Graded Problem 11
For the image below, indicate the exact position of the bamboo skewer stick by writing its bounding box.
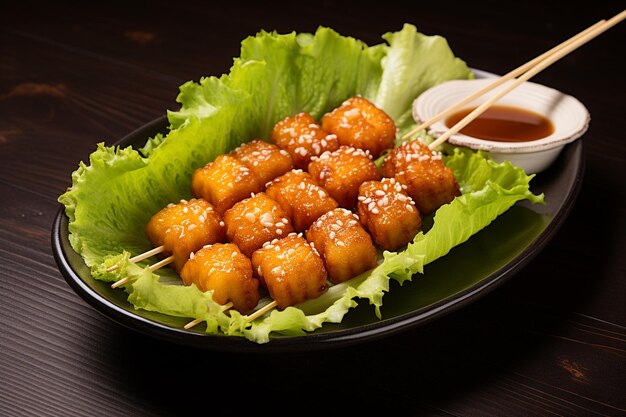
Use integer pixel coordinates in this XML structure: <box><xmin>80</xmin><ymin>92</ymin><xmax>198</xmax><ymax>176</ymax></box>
<box><xmin>184</xmin><ymin>301</ymin><xmax>234</xmax><ymax>329</ymax></box>
<box><xmin>128</xmin><ymin>245</ymin><xmax>165</xmax><ymax>264</ymax></box>
<box><xmin>245</xmin><ymin>300</ymin><xmax>278</xmax><ymax>322</ymax></box>
<box><xmin>407</xmin><ymin>18</ymin><xmax>607</xmax><ymax>140</ymax></box>
<box><xmin>183</xmin><ymin>318</ymin><xmax>204</xmax><ymax>330</ymax></box>
<box><xmin>428</xmin><ymin>9</ymin><xmax>626</xmax><ymax>151</ymax></box>
<box><xmin>106</xmin><ymin>245</ymin><xmax>165</xmax><ymax>272</ymax></box>
<box><xmin>110</xmin><ymin>255</ymin><xmax>174</xmax><ymax>288</ymax></box>
<box><xmin>402</xmin><ymin>19</ymin><xmax>606</xmax><ymax>139</ymax></box>
<box><xmin>185</xmin><ymin>297</ymin><xmax>277</xmax><ymax>329</ymax></box>
<box><xmin>402</xmin><ymin>18</ymin><xmax>607</xmax><ymax>141</ymax></box>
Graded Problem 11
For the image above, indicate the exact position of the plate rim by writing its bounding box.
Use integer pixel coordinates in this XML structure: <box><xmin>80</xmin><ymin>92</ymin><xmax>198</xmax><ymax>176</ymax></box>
<box><xmin>51</xmin><ymin>71</ymin><xmax>585</xmax><ymax>353</ymax></box>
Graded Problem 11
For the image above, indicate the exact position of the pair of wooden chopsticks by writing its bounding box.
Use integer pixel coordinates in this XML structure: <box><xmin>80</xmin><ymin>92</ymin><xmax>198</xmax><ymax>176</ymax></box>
<box><xmin>406</xmin><ymin>9</ymin><xmax>626</xmax><ymax>151</ymax></box>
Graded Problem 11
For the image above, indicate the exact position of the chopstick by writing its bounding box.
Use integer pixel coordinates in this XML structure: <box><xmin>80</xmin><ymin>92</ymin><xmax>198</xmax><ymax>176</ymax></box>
<box><xmin>402</xmin><ymin>18</ymin><xmax>605</xmax><ymax>141</ymax></box>
<box><xmin>425</xmin><ymin>9</ymin><xmax>626</xmax><ymax>150</ymax></box>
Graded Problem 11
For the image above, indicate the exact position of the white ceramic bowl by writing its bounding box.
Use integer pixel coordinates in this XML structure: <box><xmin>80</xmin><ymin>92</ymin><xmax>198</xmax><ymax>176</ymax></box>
<box><xmin>413</xmin><ymin>78</ymin><xmax>590</xmax><ymax>174</ymax></box>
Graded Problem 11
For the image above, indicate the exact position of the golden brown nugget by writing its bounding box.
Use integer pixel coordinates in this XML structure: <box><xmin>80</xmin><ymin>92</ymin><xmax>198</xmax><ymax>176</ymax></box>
<box><xmin>223</xmin><ymin>192</ymin><xmax>294</xmax><ymax>258</ymax></box>
<box><xmin>381</xmin><ymin>139</ymin><xmax>460</xmax><ymax>215</ymax></box>
<box><xmin>191</xmin><ymin>154</ymin><xmax>263</xmax><ymax>215</ymax></box>
<box><xmin>251</xmin><ymin>233</ymin><xmax>327</xmax><ymax>310</ymax></box>
<box><xmin>145</xmin><ymin>198</ymin><xmax>226</xmax><ymax>272</ymax></box>
<box><xmin>321</xmin><ymin>96</ymin><xmax>396</xmax><ymax>159</ymax></box>
<box><xmin>306</xmin><ymin>208</ymin><xmax>377</xmax><ymax>284</ymax></box>
<box><xmin>308</xmin><ymin>146</ymin><xmax>381</xmax><ymax>209</ymax></box>
<box><xmin>357</xmin><ymin>178</ymin><xmax>422</xmax><ymax>251</ymax></box>
<box><xmin>180</xmin><ymin>243</ymin><xmax>260</xmax><ymax>314</ymax></box>
<box><xmin>265</xmin><ymin>169</ymin><xmax>338</xmax><ymax>232</ymax></box>
<box><xmin>270</xmin><ymin>112</ymin><xmax>340</xmax><ymax>170</ymax></box>
<box><xmin>230</xmin><ymin>139</ymin><xmax>294</xmax><ymax>186</ymax></box>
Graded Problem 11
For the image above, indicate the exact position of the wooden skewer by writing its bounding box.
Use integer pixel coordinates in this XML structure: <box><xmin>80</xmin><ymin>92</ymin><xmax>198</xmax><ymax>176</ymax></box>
<box><xmin>402</xmin><ymin>18</ymin><xmax>607</xmax><ymax>141</ymax></box>
<box><xmin>245</xmin><ymin>300</ymin><xmax>278</xmax><ymax>322</ymax></box>
<box><xmin>187</xmin><ymin>290</ymin><xmax>311</xmax><ymax>327</ymax></box>
<box><xmin>183</xmin><ymin>318</ymin><xmax>204</xmax><ymax>330</ymax></box>
<box><xmin>110</xmin><ymin>255</ymin><xmax>175</xmax><ymax>288</ymax></box>
<box><xmin>106</xmin><ymin>245</ymin><xmax>165</xmax><ymax>272</ymax></box>
<box><xmin>428</xmin><ymin>9</ymin><xmax>626</xmax><ymax>151</ymax></box>
<box><xmin>184</xmin><ymin>301</ymin><xmax>234</xmax><ymax>329</ymax></box>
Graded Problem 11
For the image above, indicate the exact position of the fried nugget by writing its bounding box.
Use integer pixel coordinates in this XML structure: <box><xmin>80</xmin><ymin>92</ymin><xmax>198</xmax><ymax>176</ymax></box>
<box><xmin>321</xmin><ymin>96</ymin><xmax>396</xmax><ymax>159</ymax></box>
<box><xmin>180</xmin><ymin>243</ymin><xmax>260</xmax><ymax>314</ymax></box>
<box><xmin>223</xmin><ymin>192</ymin><xmax>294</xmax><ymax>258</ymax></box>
<box><xmin>306</xmin><ymin>208</ymin><xmax>377</xmax><ymax>284</ymax></box>
<box><xmin>230</xmin><ymin>139</ymin><xmax>294</xmax><ymax>185</ymax></box>
<box><xmin>270</xmin><ymin>112</ymin><xmax>340</xmax><ymax>170</ymax></box>
<box><xmin>357</xmin><ymin>178</ymin><xmax>421</xmax><ymax>251</ymax></box>
<box><xmin>251</xmin><ymin>233</ymin><xmax>327</xmax><ymax>310</ymax></box>
<box><xmin>265</xmin><ymin>169</ymin><xmax>338</xmax><ymax>232</ymax></box>
<box><xmin>191</xmin><ymin>154</ymin><xmax>263</xmax><ymax>215</ymax></box>
<box><xmin>144</xmin><ymin>198</ymin><xmax>226</xmax><ymax>272</ymax></box>
<box><xmin>381</xmin><ymin>139</ymin><xmax>460</xmax><ymax>215</ymax></box>
<box><xmin>308</xmin><ymin>146</ymin><xmax>381</xmax><ymax>209</ymax></box>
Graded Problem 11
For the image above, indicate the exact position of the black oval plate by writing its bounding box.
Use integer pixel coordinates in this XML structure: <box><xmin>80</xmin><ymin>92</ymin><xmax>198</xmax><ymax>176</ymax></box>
<box><xmin>51</xmin><ymin>95</ymin><xmax>584</xmax><ymax>354</ymax></box>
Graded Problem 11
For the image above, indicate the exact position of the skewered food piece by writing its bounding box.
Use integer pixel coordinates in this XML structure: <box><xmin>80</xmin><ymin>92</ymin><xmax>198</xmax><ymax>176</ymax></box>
<box><xmin>230</xmin><ymin>139</ymin><xmax>294</xmax><ymax>185</ymax></box>
<box><xmin>265</xmin><ymin>169</ymin><xmax>338</xmax><ymax>232</ymax></box>
<box><xmin>191</xmin><ymin>154</ymin><xmax>263</xmax><ymax>214</ymax></box>
<box><xmin>321</xmin><ymin>96</ymin><xmax>396</xmax><ymax>159</ymax></box>
<box><xmin>223</xmin><ymin>192</ymin><xmax>294</xmax><ymax>258</ymax></box>
<box><xmin>306</xmin><ymin>208</ymin><xmax>377</xmax><ymax>284</ymax></box>
<box><xmin>381</xmin><ymin>139</ymin><xmax>460</xmax><ymax>215</ymax></box>
<box><xmin>144</xmin><ymin>198</ymin><xmax>227</xmax><ymax>272</ymax></box>
<box><xmin>270</xmin><ymin>112</ymin><xmax>340</xmax><ymax>170</ymax></box>
<box><xmin>180</xmin><ymin>243</ymin><xmax>260</xmax><ymax>314</ymax></box>
<box><xmin>357</xmin><ymin>178</ymin><xmax>421</xmax><ymax>251</ymax></box>
<box><xmin>308</xmin><ymin>146</ymin><xmax>381</xmax><ymax>209</ymax></box>
<box><xmin>251</xmin><ymin>233</ymin><xmax>327</xmax><ymax>310</ymax></box>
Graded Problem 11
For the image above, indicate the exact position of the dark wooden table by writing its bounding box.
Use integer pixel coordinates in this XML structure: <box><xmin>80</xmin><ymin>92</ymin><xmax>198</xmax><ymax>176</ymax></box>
<box><xmin>2</xmin><ymin>1</ymin><xmax>625</xmax><ymax>416</ymax></box>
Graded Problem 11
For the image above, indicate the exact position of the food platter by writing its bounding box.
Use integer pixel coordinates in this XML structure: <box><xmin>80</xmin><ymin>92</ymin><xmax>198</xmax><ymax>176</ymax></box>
<box><xmin>51</xmin><ymin>69</ymin><xmax>584</xmax><ymax>352</ymax></box>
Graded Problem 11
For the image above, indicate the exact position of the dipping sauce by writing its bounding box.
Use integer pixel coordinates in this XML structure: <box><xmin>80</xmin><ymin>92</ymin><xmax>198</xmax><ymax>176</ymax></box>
<box><xmin>444</xmin><ymin>105</ymin><xmax>554</xmax><ymax>142</ymax></box>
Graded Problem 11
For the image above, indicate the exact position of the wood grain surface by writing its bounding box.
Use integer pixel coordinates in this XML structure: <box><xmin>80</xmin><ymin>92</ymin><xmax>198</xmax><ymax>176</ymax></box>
<box><xmin>1</xmin><ymin>1</ymin><xmax>625</xmax><ymax>416</ymax></box>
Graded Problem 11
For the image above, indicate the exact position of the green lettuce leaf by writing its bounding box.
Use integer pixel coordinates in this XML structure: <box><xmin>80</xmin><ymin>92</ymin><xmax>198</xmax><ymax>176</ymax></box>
<box><xmin>373</xmin><ymin>23</ymin><xmax>475</xmax><ymax>134</ymax></box>
<box><xmin>58</xmin><ymin>24</ymin><xmax>542</xmax><ymax>344</ymax></box>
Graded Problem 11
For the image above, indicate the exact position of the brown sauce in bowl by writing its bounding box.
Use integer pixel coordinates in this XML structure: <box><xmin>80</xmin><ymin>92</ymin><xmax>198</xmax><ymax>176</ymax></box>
<box><xmin>444</xmin><ymin>105</ymin><xmax>554</xmax><ymax>142</ymax></box>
